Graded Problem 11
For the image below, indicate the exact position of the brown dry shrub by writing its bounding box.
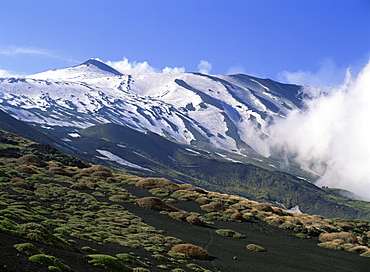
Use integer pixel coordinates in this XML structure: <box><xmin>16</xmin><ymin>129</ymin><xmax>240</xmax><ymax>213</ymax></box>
<box><xmin>224</xmin><ymin>208</ymin><xmax>237</xmax><ymax>214</ymax></box>
<box><xmin>48</xmin><ymin>167</ymin><xmax>71</xmax><ymax>176</ymax></box>
<box><xmin>178</xmin><ymin>184</ymin><xmax>206</xmax><ymax>194</ymax></box>
<box><xmin>319</xmin><ymin>232</ymin><xmax>358</xmax><ymax>244</ymax></box>
<box><xmin>136</xmin><ymin>177</ymin><xmax>179</xmax><ymax>192</ymax></box>
<box><xmin>91</xmin><ymin>171</ymin><xmax>113</xmax><ymax>179</ymax></box>
<box><xmin>195</xmin><ymin>197</ymin><xmax>209</xmax><ymax>204</ymax></box>
<box><xmin>200</xmin><ymin>202</ymin><xmax>224</xmax><ymax>212</ymax></box>
<box><xmin>87</xmin><ymin>183</ymin><xmax>100</xmax><ymax>189</ymax></box>
<box><xmin>286</xmin><ymin>216</ymin><xmax>303</xmax><ymax>226</ymax></box>
<box><xmin>172</xmin><ymin>190</ymin><xmax>200</xmax><ymax>201</ymax></box>
<box><xmin>170</xmin><ymin>244</ymin><xmax>209</xmax><ymax>259</ymax></box>
<box><xmin>242</xmin><ymin>212</ymin><xmax>255</xmax><ymax>220</ymax></box>
<box><xmin>230</xmin><ymin>212</ymin><xmax>244</xmax><ymax>221</ymax></box>
<box><xmin>349</xmin><ymin>246</ymin><xmax>370</xmax><ymax>253</ymax></box>
<box><xmin>253</xmin><ymin>203</ymin><xmax>274</xmax><ymax>212</ymax></box>
<box><xmin>230</xmin><ymin>203</ymin><xmax>248</xmax><ymax>211</ymax></box>
<box><xmin>18</xmin><ymin>166</ymin><xmax>37</xmax><ymax>174</ymax></box>
<box><xmin>83</xmin><ymin>165</ymin><xmax>112</xmax><ymax>175</ymax></box>
<box><xmin>137</xmin><ymin>197</ymin><xmax>179</xmax><ymax>212</ymax></box>
<box><xmin>16</xmin><ymin>154</ymin><xmax>45</xmax><ymax>167</ymax></box>
<box><xmin>264</xmin><ymin>216</ymin><xmax>285</xmax><ymax>226</ymax></box>
<box><xmin>272</xmin><ymin>207</ymin><xmax>289</xmax><ymax>216</ymax></box>
<box><xmin>186</xmin><ymin>216</ymin><xmax>204</xmax><ymax>226</ymax></box>
<box><xmin>11</xmin><ymin>177</ymin><xmax>30</xmax><ymax>189</ymax></box>
<box><xmin>71</xmin><ymin>182</ymin><xmax>89</xmax><ymax>190</ymax></box>
<box><xmin>169</xmin><ymin>211</ymin><xmax>189</xmax><ymax>221</ymax></box>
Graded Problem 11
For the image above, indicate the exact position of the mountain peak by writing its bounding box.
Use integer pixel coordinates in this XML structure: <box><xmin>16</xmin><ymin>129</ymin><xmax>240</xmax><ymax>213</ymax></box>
<box><xmin>80</xmin><ymin>59</ymin><xmax>122</xmax><ymax>76</ymax></box>
<box><xmin>27</xmin><ymin>58</ymin><xmax>123</xmax><ymax>81</ymax></box>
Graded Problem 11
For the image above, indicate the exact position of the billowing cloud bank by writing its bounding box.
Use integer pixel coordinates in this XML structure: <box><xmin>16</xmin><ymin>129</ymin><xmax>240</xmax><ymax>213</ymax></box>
<box><xmin>267</xmin><ymin>61</ymin><xmax>370</xmax><ymax>200</ymax></box>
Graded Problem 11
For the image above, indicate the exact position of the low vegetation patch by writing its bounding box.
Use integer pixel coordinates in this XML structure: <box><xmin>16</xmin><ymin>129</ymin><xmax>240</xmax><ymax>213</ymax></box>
<box><xmin>116</xmin><ymin>253</ymin><xmax>149</xmax><ymax>267</ymax></box>
<box><xmin>137</xmin><ymin>197</ymin><xmax>179</xmax><ymax>212</ymax></box>
<box><xmin>87</xmin><ymin>254</ymin><xmax>133</xmax><ymax>272</ymax></box>
<box><xmin>29</xmin><ymin>254</ymin><xmax>71</xmax><ymax>271</ymax></box>
<box><xmin>246</xmin><ymin>243</ymin><xmax>266</xmax><ymax>252</ymax></box>
<box><xmin>170</xmin><ymin>244</ymin><xmax>209</xmax><ymax>259</ymax></box>
<box><xmin>136</xmin><ymin>177</ymin><xmax>179</xmax><ymax>192</ymax></box>
<box><xmin>215</xmin><ymin>229</ymin><xmax>246</xmax><ymax>239</ymax></box>
<box><xmin>14</xmin><ymin>242</ymin><xmax>41</xmax><ymax>256</ymax></box>
<box><xmin>200</xmin><ymin>202</ymin><xmax>224</xmax><ymax>212</ymax></box>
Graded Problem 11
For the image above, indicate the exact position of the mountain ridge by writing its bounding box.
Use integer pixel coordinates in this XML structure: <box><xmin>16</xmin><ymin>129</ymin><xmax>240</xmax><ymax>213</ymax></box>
<box><xmin>0</xmin><ymin>59</ymin><xmax>304</xmax><ymax>159</ymax></box>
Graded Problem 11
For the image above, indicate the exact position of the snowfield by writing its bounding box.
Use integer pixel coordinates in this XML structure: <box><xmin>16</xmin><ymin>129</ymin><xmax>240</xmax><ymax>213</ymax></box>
<box><xmin>0</xmin><ymin>59</ymin><xmax>303</xmax><ymax>157</ymax></box>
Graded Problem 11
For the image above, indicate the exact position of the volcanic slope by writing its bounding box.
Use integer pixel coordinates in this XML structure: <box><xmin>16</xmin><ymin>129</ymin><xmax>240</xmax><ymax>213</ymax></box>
<box><xmin>62</xmin><ymin>123</ymin><xmax>370</xmax><ymax>221</ymax></box>
<box><xmin>0</xmin><ymin>130</ymin><xmax>369</xmax><ymax>272</ymax></box>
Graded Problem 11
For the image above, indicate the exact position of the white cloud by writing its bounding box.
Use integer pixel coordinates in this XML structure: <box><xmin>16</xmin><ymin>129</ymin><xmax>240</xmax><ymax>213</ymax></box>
<box><xmin>106</xmin><ymin>58</ymin><xmax>157</xmax><ymax>75</ymax></box>
<box><xmin>0</xmin><ymin>69</ymin><xmax>22</xmax><ymax>78</ymax></box>
<box><xmin>267</xmin><ymin>60</ymin><xmax>370</xmax><ymax>200</ymax></box>
<box><xmin>0</xmin><ymin>46</ymin><xmax>52</xmax><ymax>56</ymax></box>
<box><xmin>162</xmin><ymin>66</ymin><xmax>185</xmax><ymax>74</ymax></box>
<box><xmin>197</xmin><ymin>60</ymin><xmax>212</xmax><ymax>74</ymax></box>
<box><xmin>106</xmin><ymin>58</ymin><xmax>185</xmax><ymax>75</ymax></box>
<box><xmin>278</xmin><ymin>59</ymin><xmax>348</xmax><ymax>87</ymax></box>
<box><xmin>227</xmin><ymin>64</ymin><xmax>246</xmax><ymax>75</ymax></box>
<box><xmin>0</xmin><ymin>46</ymin><xmax>79</xmax><ymax>64</ymax></box>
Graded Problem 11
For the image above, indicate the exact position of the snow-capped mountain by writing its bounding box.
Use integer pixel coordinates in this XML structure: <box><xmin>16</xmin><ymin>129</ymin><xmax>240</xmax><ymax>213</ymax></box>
<box><xmin>0</xmin><ymin>59</ymin><xmax>303</xmax><ymax>157</ymax></box>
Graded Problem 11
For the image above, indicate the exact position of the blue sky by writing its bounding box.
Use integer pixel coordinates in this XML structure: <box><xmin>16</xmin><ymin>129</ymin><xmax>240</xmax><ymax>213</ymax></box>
<box><xmin>0</xmin><ymin>0</ymin><xmax>369</xmax><ymax>86</ymax></box>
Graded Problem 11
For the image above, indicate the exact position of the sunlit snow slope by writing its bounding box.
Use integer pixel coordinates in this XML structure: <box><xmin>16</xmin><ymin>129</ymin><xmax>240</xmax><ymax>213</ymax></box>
<box><xmin>0</xmin><ymin>59</ymin><xmax>303</xmax><ymax>156</ymax></box>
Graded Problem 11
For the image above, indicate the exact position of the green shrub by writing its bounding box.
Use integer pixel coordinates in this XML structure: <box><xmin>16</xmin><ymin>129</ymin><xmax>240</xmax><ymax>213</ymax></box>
<box><xmin>215</xmin><ymin>229</ymin><xmax>245</xmax><ymax>239</ymax></box>
<box><xmin>246</xmin><ymin>244</ymin><xmax>266</xmax><ymax>252</ymax></box>
<box><xmin>167</xmin><ymin>252</ymin><xmax>187</xmax><ymax>259</ymax></box>
<box><xmin>186</xmin><ymin>263</ymin><xmax>207</xmax><ymax>271</ymax></box>
<box><xmin>29</xmin><ymin>254</ymin><xmax>70</xmax><ymax>271</ymax></box>
<box><xmin>132</xmin><ymin>268</ymin><xmax>150</xmax><ymax>272</ymax></box>
<box><xmin>0</xmin><ymin>216</ymin><xmax>19</xmax><ymax>236</ymax></box>
<box><xmin>152</xmin><ymin>254</ymin><xmax>168</xmax><ymax>261</ymax></box>
<box><xmin>116</xmin><ymin>253</ymin><xmax>148</xmax><ymax>267</ymax></box>
<box><xmin>360</xmin><ymin>251</ymin><xmax>370</xmax><ymax>257</ymax></box>
<box><xmin>14</xmin><ymin>242</ymin><xmax>40</xmax><ymax>255</ymax></box>
<box><xmin>149</xmin><ymin>187</ymin><xmax>170</xmax><ymax>197</ymax></box>
<box><xmin>81</xmin><ymin>246</ymin><xmax>98</xmax><ymax>253</ymax></box>
<box><xmin>295</xmin><ymin>233</ymin><xmax>310</xmax><ymax>239</ymax></box>
<box><xmin>87</xmin><ymin>254</ymin><xmax>132</xmax><ymax>272</ymax></box>
<box><xmin>17</xmin><ymin>222</ymin><xmax>74</xmax><ymax>251</ymax></box>
<box><xmin>48</xmin><ymin>266</ymin><xmax>61</xmax><ymax>272</ymax></box>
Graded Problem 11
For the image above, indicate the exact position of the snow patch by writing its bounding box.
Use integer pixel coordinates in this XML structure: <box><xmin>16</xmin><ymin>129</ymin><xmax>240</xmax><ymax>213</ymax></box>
<box><xmin>96</xmin><ymin>149</ymin><xmax>154</xmax><ymax>172</ymax></box>
<box><xmin>68</xmin><ymin>133</ymin><xmax>81</xmax><ymax>138</ymax></box>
